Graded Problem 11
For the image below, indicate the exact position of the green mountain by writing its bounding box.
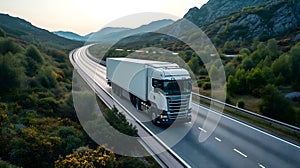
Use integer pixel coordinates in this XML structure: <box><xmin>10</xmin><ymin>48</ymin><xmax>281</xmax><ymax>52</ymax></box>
<box><xmin>0</xmin><ymin>13</ymin><xmax>82</xmax><ymax>49</ymax></box>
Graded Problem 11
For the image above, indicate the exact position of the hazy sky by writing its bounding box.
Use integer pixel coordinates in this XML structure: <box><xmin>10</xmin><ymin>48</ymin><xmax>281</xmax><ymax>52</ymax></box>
<box><xmin>0</xmin><ymin>0</ymin><xmax>208</xmax><ymax>35</ymax></box>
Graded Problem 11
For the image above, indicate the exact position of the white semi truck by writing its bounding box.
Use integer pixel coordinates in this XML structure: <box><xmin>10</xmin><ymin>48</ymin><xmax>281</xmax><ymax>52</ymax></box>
<box><xmin>106</xmin><ymin>58</ymin><xmax>192</xmax><ymax>125</ymax></box>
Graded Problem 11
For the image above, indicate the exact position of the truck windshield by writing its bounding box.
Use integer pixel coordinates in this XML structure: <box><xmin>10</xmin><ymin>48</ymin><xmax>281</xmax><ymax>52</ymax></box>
<box><xmin>162</xmin><ymin>80</ymin><xmax>191</xmax><ymax>95</ymax></box>
<box><xmin>152</xmin><ymin>79</ymin><xmax>192</xmax><ymax>95</ymax></box>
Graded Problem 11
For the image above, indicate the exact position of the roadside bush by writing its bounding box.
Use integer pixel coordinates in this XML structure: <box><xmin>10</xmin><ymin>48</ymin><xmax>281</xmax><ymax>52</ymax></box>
<box><xmin>260</xmin><ymin>84</ymin><xmax>296</xmax><ymax>124</ymax></box>
<box><xmin>202</xmin><ymin>82</ymin><xmax>211</xmax><ymax>90</ymax></box>
<box><xmin>236</xmin><ymin>99</ymin><xmax>245</xmax><ymax>108</ymax></box>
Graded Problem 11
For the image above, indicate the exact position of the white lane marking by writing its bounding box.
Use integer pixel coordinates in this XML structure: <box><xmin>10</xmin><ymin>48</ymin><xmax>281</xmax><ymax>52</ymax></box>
<box><xmin>198</xmin><ymin>127</ymin><xmax>207</xmax><ymax>133</ymax></box>
<box><xmin>192</xmin><ymin>103</ymin><xmax>300</xmax><ymax>149</ymax></box>
<box><xmin>234</xmin><ymin>148</ymin><xmax>247</xmax><ymax>158</ymax></box>
<box><xmin>215</xmin><ymin>137</ymin><xmax>222</xmax><ymax>142</ymax></box>
<box><xmin>258</xmin><ymin>163</ymin><xmax>266</xmax><ymax>168</ymax></box>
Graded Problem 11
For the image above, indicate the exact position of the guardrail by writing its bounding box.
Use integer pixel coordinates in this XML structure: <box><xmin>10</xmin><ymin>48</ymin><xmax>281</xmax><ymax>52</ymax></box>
<box><xmin>192</xmin><ymin>93</ymin><xmax>300</xmax><ymax>132</ymax></box>
<box><xmin>70</xmin><ymin>49</ymin><xmax>191</xmax><ymax>168</ymax></box>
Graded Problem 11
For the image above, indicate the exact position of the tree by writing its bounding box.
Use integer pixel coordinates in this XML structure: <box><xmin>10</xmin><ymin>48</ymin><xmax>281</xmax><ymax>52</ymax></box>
<box><xmin>25</xmin><ymin>45</ymin><xmax>44</xmax><ymax>77</ymax></box>
<box><xmin>246</xmin><ymin>68</ymin><xmax>265</xmax><ymax>95</ymax></box>
<box><xmin>242</xmin><ymin>57</ymin><xmax>254</xmax><ymax>71</ymax></box>
<box><xmin>0</xmin><ymin>53</ymin><xmax>22</xmax><ymax>91</ymax></box>
<box><xmin>37</xmin><ymin>67</ymin><xmax>58</xmax><ymax>88</ymax></box>
<box><xmin>267</xmin><ymin>38</ymin><xmax>280</xmax><ymax>60</ymax></box>
<box><xmin>25</xmin><ymin>56</ymin><xmax>40</xmax><ymax>77</ymax></box>
<box><xmin>234</xmin><ymin>68</ymin><xmax>247</xmax><ymax>94</ymax></box>
<box><xmin>223</xmin><ymin>40</ymin><xmax>238</xmax><ymax>54</ymax></box>
<box><xmin>271</xmin><ymin>54</ymin><xmax>290</xmax><ymax>77</ymax></box>
<box><xmin>251</xmin><ymin>37</ymin><xmax>260</xmax><ymax>51</ymax></box>
<box><xmin>227</xmin><ymin>75</ymin><xmax>238</xmax><ymax>95</ymax></box>
<box><xmin>261</xmin><ymin>55</ymin><xmax>272</xmax><ymax>68</ymax></box>
<box><xmin>289</xmin><ymin>45</ymin><xmax>300</xmax><ymax>84</ymax></box>
<box><xmin>187</xmin><ymin>56</ymin><xmax>201</xmax><ymax>74</ymax></box>
<box><xmin>224</xmin><ymin>63</ymin><xmax>236</xmax><ymax>78</ymax></box>
<box><xmin>25</xmin><ymin>45</ymin><xmax>44</xmax><ymax>64</ymax></box>
<box><xmin>275</xmin><ymin>73</ymin><xmax>286</xmax><ymax>85</ymax></box>
<box><xmin>261</xmin><ymin>66</ymin><xmax>275</xmax><ymax>84</ymax></box>
<box><xmin>260</xmin><ymin>85</ymin><xmax>296</xmax><ymax>124</ymax></box>
<box><xmin>239</xmin><ymin>48</ymin><xmax>250</xmax><ymax>56</ymax></box>
<box><xmin>251</xmin><ymin>42</ymin><xmax>267</xmax><ymax>66</ymax></box>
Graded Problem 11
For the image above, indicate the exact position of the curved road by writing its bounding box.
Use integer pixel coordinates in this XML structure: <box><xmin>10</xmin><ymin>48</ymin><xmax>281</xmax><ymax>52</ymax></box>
<box><xmin>72</xmin><ymin>45</ymin><xmax>300</xmax><ymax>168</ymax></box>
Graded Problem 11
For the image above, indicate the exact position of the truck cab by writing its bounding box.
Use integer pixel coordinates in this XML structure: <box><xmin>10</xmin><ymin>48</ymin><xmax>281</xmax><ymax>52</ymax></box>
<box><xmin>147</xmin><ymin>64</ymin><xmax>192</xmax><ymax>125</ymax></box>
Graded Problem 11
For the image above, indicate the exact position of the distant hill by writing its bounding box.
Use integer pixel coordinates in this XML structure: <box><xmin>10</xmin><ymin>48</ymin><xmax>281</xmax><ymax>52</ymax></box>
<box><xmin>0</xmin><ymin>13</ymin><xmax>82</xmax><ymax>49</ymax></box>
<box><xmin>53</xmin><ymin>27</ymin><xmax>131</xmax><ymax>42</ymax></box>
<box><xmin>87</xmin><ymin>27</ymin><xmax>130</xmax><ymax>42</ymax></box>
<box><xmin>53</xmin><ymin>31</ymin><xmax>87</xmax><ymax>42</ymax></box>
<box><xmin>183</xmin><ymin>0</ymin><xmax>281</xmax><ymax>26</ymax></box>
<box><xmin>88</xmin><ymin>19</ymin><xmax>174</xmax><ymax>42</ymax></box>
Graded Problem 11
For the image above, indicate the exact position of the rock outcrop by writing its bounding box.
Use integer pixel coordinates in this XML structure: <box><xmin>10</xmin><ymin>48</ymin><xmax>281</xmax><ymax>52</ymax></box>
<box><xmin>184</xmin><ymin>0</ymin><xmax>281</xmax><ymax>26</ymax></box>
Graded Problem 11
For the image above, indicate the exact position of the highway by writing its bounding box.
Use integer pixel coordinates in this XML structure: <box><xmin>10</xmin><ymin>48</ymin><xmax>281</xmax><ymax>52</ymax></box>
<box><xmin>71</xmin><ymin>45</ymin><xmax>300</xmax><ymax>168</ymax></box>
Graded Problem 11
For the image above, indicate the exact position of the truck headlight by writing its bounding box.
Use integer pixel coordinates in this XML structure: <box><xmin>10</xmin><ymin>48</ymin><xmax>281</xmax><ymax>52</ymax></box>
<box><xmin>160</xmin><ymin>115</ymin><xmax>168</xmax><ymax>119</ymax></box>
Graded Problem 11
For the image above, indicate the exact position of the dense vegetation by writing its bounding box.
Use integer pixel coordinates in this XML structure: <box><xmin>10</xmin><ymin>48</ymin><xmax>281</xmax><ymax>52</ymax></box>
<box><xmin>0</xmin><ymin>28</ymin><xmax>158</xmax><ymax>167</ymax></box>
<box><xmin>225</xmin><ymin>39</ymin><xmax>300</xmax><ymax>125</ymax></box>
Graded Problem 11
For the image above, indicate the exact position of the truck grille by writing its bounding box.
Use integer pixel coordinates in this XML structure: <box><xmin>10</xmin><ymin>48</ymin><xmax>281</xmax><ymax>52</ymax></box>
<box><xmin>167</xmin><ymin>95</ymin><xmax>190</xmax><ymax>119</ymax></box>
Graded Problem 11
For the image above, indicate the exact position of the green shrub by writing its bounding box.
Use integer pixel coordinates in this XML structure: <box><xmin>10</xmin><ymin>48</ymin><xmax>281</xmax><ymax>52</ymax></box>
<box><xmin>202</xmin><ymin>82</ymin><xmax>211</xmax><ymax>90</ymax></box>
<box><xmin>236</xmin><ymin>99</ymin><xmax>245</xmax><ymax>108</ymax></box>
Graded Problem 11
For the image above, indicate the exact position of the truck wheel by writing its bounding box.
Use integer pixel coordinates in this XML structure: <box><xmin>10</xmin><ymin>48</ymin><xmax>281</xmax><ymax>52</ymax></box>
<box><xmin>135</xmin><ymin>98</ymin><xmax>140</xmax><ymax>110</ymax></box>
<box><xmin>151</xmin><ymin>112</ymin><xmax>157</xmax><ymax>125</ymax></box>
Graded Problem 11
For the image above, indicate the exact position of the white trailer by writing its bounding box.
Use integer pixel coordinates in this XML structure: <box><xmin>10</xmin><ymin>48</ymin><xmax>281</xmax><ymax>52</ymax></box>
<box><xmin>106</xmin><ymin>58</ymin><xmax>192</xmax><ymax>125</ymax></box>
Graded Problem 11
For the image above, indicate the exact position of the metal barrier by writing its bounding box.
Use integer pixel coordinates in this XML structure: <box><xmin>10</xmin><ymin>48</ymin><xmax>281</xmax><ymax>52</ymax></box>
<box><xmin>192</xmin><ymin>92</ymin><xmax>300</xmax><ymax>132</ymax></box>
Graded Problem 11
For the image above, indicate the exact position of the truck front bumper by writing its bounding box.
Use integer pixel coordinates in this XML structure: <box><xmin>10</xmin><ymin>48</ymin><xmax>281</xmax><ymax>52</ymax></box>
<box><xmin>156</xmin><ymin>110</ymin><xmax>192</xmax><ymax>125</ymax></box>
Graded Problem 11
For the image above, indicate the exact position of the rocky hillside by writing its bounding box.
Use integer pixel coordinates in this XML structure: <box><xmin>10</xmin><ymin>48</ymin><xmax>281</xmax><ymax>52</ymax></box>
<box><xmin>201</xmin><ymin>0</ymin><xmax>300</xmax><ymax>47</ymax></box>
<box><xmin>184</xmin><ymin>0</ymin><xmax>281</xmax><ymax>26</ymax></box>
